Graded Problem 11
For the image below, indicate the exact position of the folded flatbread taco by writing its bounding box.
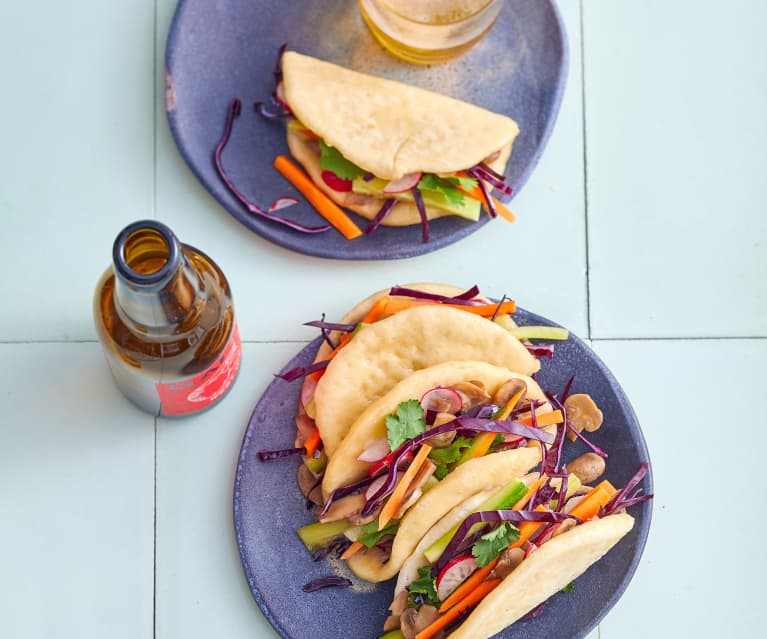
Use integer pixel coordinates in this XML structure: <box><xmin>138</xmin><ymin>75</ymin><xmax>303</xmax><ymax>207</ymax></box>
<box><xmin>313</xmin><ymin>305</ymin><xmax>540</xmax><ymax>457</ymax></box>
<box><xmin>280</xmin><ymin>51</ymin><xmax>519</xmax><ymax>227</ymax></box>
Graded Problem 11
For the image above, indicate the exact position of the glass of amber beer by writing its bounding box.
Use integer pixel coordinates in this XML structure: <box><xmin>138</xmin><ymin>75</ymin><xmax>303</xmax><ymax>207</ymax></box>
<box><xmin>358</xmin><ymin>0</ymin><xmax>504</xmax><ymax>64</ymax></box>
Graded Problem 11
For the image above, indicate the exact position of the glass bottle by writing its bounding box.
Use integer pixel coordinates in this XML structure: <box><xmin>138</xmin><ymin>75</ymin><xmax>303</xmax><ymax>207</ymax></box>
<box><xmin>93</xmin><ymin>220</ymin><xmax>241</xmax><ymax>417</ymax></box>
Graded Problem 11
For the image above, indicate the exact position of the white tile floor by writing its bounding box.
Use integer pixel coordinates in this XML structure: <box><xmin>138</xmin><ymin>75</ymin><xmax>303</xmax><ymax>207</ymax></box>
<box><xmin>1</xmin><ymin>1</ymin><xmax>765</xmax><ymax>638</ymax></box>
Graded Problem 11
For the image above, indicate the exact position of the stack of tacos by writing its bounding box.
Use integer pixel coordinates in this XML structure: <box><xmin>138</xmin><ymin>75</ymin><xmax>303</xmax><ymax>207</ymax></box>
<box><xmin>262</xmin><ymin>284</ymin><xmax>652</xmax><ymax>639</ymax></box>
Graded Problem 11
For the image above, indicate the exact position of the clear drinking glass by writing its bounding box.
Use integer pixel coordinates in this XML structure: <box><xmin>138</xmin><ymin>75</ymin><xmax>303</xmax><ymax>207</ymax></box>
<box><xmin>358</xmin><ymin>0</ymin><xmax>504</xmax><ymax>64</ymax></box>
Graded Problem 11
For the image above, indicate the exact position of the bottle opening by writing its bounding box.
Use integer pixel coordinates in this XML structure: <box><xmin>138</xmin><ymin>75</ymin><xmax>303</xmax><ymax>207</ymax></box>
<box><xmin>113</xmin><ymin>220</ymin><xmax>180</xmax><ymax>286</ymax></box>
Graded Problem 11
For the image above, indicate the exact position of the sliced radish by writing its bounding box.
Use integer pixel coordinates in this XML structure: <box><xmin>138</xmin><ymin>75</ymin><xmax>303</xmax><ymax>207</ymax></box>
<box><xmin>300</xmin><ymin>375</ymin><xmax>318</xmax><ymax>410</ymax></box>
<box><xmin>383</xmin><ymin>172</ymin><xmax>423</xmax><ymax>194</ymax></box>
<box><xmin>535</xmin><ymin>523</ymin><xmax>560</xmax><ymax>545</ymax></box>
<box><xmin>524</xmin><ymin>543</ymin><xmax>539</xmax><ymax>559</ymax></box>
<box><xmin>357</xmin><ymin>437</ymin><xmax>391</xmax><ymax>463</ymax></box>
<box><xmin>436</xmin><ymin>555</ymin><xmax>478</xmax><ymax>601</ymax></box>
<box><xmin>420</xmin><ymin>387</ymin><xmax>462</xmax><ymax>415</ymax></box>
<box><xmin>321</xmin><ymin>170</ymin><xmax>353</xmax><ymax>192</ymax></box>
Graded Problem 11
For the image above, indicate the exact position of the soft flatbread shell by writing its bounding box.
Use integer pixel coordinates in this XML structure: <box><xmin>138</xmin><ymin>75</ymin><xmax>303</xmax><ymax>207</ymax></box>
<box><xmin>323</xmin><ymin>361</ymin><xmax>547</xmax><ymax>496</ymax></box>
<box><xmin>281</xmin><ymin>51</ymin><xmax>519</xmax><ymax>181</ymax></box>
<box><xmin>345</xmin><ymin>446</ymin><xmax>541</xmax><ymax>583</ymax></box>
<box><xmin>447</xmin><ymin>513</ymin><xmax>635</xmax><ymax>639</ymax></box>
<box><xmin>313</xmin><ymin>305</ymin><xmax>540</xmax><ymax>457</ymax></box>
<box><xmin>287</xmin><ymin>127</ymin><xmax>512</xmax><ymax>226</ymax></box>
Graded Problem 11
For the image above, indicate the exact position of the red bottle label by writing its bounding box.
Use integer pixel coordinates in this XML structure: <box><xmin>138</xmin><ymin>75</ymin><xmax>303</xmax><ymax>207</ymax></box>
<box><xmin>155</xmin><ymin>322</ymin><xmax>241</xmax><ymax>416</ymax></box>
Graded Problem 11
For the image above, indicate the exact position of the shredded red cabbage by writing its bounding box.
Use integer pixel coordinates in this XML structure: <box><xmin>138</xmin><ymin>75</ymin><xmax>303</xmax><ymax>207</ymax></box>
<box><xmin>467</xmin><ymin>167</ymin><xmax>497</xmax><ymax>218</ymax></box>
<box><xmin>464</xmin><ymin>404</ymin><xmax>500</xmax><ymax>419</ymax></box>
<box><xmin>362</xmin><ymin>417</ymin><xmax>555</xmax><ymax>516</ymax></box>
<box><xmin>214</xmin><ymin>99</ymin><xmax>330</xmax><ymax>234</ymax></box>
<box><xmin>542</xmin><ymin>393</ymin><xmax>569</xmax><ymax>477</ymax></box>
<box><xmin>268</xmin><ymin>197</ymin><xmax>299</xmax><ymax>212</ymax></box>
<box><xmin>258</xmin><ymin>446</ymin><xmax>305</xmax><ymax>461</ymax></box>
<box><xmin>276</xmin><ymin>359</ymin><xmax>330</xmax><ymax>382</ymax></box>
<box><xmin>303</xmin><ymin>319</ymin><xmax>357</xmax><ymax>332</ymax></box>
<box><xmin>600</xmin><ymin>463</ymin><xmax>653</xmax><ymax>517</ymax></box>
<box><xmin>319</xmin><ymin>471</ymin><xmax>386</xmax><ymax>517</ymax></box>
<box><xmin>311</xmin><ymin>538</ymin><xmax>352</xmax><ymax>562</ymax></box>
<box><xmin>302</xmin><ymin>576</ymin><xmax>352</xmax><ymax>592</ymax></box>
<box><xmin>364</xmin><ymin>199</ymin><xmax>397</xmax><ymax>235</ymax></box>
<box><xmin>561</xmin><ymin>375</ymin><xmax>576</xmax><ymax>402</ymax></box>
<box><xmin>434</xmin><ymin>509</ymin><xmax>575</xmax><ymax>575</ymax></box>
<box><xmin>519</xmin><ymin>601</ymin><xmax>546</xmax><ymax>621</ymax></box>
<box><xmin>477</xmin><ymin>161</ymin><xmax>507</xmax><ymax>182</ymax></box>
<box><xmin>566</xmin><ymin>418</ymin><xmax>608</xmax><ymax>457</ymax></box>
<box><xmin>411</xmin><ymin>187</ymin><xmax>430</xmax><ymax>243</ymax></box>
<box><xmin>253</xmin><ymin>100</ymin><xmax>292</xmax><ymax>120</ymax></box>
<box><xmin>472</xmin><ymin>163</ymin><xmax>513</xmax><ymax>196</ymax></box>
<box><xmin>388</xmin><ymin>285</ymin><xmax>481</xmax><ymax>306</ymax></box>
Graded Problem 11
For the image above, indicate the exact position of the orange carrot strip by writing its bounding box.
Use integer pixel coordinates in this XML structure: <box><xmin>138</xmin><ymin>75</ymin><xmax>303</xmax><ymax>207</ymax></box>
<box><xmin>378</xmin><ymin>444</ymin><xmax>433</xmax><ymax>530</ymax></box>
<box><xmin>379</xmin><ymin>297</ymin><xmax>516</xmax><ymax>319</ymax></box>
<box><xmin>465</xmin><ymin>431</ymin><xmax>497</xmax><ymax>461</ymax></box>
<box><xmin>361</xmin><ymin>297</ymin><xmax>390</xmax><ymax>324</ymax></box>
<box><xmin>438</xmin><ymin>557</ymin><xmax>499</xmax><ymax>613</ymax></box>
<box><xmin>512</xmin><ymin>475</ymin><xmax>547</xmax><ymax>510</ymax></box>
<box><xmin>418</xmin><ymin>579</ymin><xmax>501</xmax><ymax>639</ymax></box>
<box><xmin>568</xmin><ymin>480</ymin><xmax>617</xmax><ymax>522</ymax></box>
<box><xmin>273</xmin><ymin>155</ymin><xmax>362</xmax><ymax>240</ymax></box>
<box><xmin>518</xmin><ymin>409</ymin><xmax>564</xmax><ymax>428</ymax></box>
<box><xmin>303</xmin><ymin>426</ymin><xmax>322</xmax><ymax>458</ymax></box>
<box><xmin>496</xmin><ymin>388</ymin><xmax>528</xmax><ymax>420</ymax></box>
<box><xmin>340</xmin><ymin>540</ymin><xmax>365</xmax><ymax>560</ymax></box>
<box><xmin>509</xmin><ymin>504</ymin><xmax>548</xmax><ymax>549</ymax></box>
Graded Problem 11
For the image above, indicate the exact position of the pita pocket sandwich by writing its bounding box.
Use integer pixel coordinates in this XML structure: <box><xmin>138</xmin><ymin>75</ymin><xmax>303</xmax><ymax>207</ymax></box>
<box><xmin>270</xmin><ymin>51</ymin><xmax>519</xmax><ymax>233</ymax></box>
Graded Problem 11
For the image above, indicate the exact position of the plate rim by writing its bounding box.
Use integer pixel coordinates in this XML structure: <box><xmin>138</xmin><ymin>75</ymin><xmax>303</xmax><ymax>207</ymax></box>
<box><xmin>164</xmin><ymin>0</ymin><xmax>570</xmax><ymax>260</ymax></box>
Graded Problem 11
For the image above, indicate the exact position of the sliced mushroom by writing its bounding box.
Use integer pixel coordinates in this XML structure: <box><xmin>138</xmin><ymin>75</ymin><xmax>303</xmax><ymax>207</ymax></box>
<box><xmin>552</xmin><ymin>517</ymin><xmax>577</xmax><ymax>538</ymax></box>
<box><xmin>296</xmin><ymin>463</ymin><xmax>323</xmax><ymax>506</ymax></box>
<box><xmin>566</xmin><ymin>452</ymin><xmax>606</xmax><ymax>484</ymax></box>
<box><xmin>565</xmin><ymin>394</ymin><xmax>603</xmax><ymax>442</ymax></box>
<box><xmin>489</xmin><ymin>547</ymin><xmax>525</xmax><ymax>580</ymax></box>
<box><xmin>491</xmin><ymin>378</ymin><xmax>528</xmax><ymax>410</ymax></box>
<box><xmin>401</xmin><ymin>605</ymin><xmax>442</xmax><ymax>639</ymax></box>
<box><xmin>318</xmin><ymin>493</ymin><xmax>368</xmax><ymax>524</ymax></box>
<box><xmin>452</xmin><ymin>382</ymin><xmax>491</xmax><ymax>412</ymax></box>
<box><xmin>426</xmin><ymin>412</ymin><xmax>457</xmax><ymax>448</ymax></box>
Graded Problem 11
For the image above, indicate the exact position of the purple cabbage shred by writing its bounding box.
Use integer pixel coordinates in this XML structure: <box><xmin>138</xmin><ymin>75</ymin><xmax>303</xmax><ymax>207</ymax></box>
<box><xmin>388</xmin><ymin>285</ymin><xmax>481</xmax><ymax>306</ymax></box>
<box><xmin>411</xmin><ymin>187</ymin><xmax>430</xmax><ymax>243</ymax></box>
<box><xmin>302</xmin><ymin>576</ymin><xmax>352</xmax><ymax>592</ymax></box>
<box><xmin>257</xmin><ymin>447</ymin><xmax>305</xmax><ymax>461</ymax></box>
<box><xmin>364</xmin><ymin>199</ymin><xmax>397</xmax><ymax>235</ymax></box>
<box><xmin>276</xmin><ymin>359</ymin><xmax>330</xmax><ymax>382</ymax></box>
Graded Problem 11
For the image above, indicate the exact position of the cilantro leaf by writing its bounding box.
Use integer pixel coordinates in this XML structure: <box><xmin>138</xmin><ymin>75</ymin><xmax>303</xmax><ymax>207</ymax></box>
<box><xmin>318</xmin><ymin>140</ymin><xmax>365</xmax><ymax>180</ymax></box>
<box><xmin>407</xmin><ymin>565</ymin><xmax>439</xmax><ymax>608</ymax></box>
<box><xmin>358</xmin><ymin>518</ymin><xmax>399</xmax><ymax>548</ymax></box>
<box><xmin>428</xmin><ymin>436</ymin><xmax>473</xmax><ymax>480</ymax></box>
<box><xmin>417</xmin><ymin>173</ymin><xmax>478</xmax><ymax>207</ymax></box>
<box><xmin>386</xmin><ymin>400</ymin><xmax>426</xmax><ymax>451</ymax></box>
<box><xmin>472</xmin><ymin>522</ymin><xmax>520</xmax><ymax>567</ymax></box>
<box><xmin>561</xmin><ymin>581</ymin><xmax>575</xmax><ymax>593</ymax></box>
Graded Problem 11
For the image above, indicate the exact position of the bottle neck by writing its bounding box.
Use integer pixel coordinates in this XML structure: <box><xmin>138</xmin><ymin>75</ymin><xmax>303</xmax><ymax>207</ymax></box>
<box><xmin>112</xmin><ymin>221</ymin><xmax>202</xmax><ymax>329</ymax></box>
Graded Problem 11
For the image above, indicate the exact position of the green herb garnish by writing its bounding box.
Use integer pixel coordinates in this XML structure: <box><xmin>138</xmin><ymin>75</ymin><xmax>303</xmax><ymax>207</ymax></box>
<box><xmin>386</xmin><ymin>399</ymin><xmax>426</xmax><ymax>451</ymax></box>
<box><xmin>561</xmin><ymin>581</ymin><xmax>575</xmax><ymax>593</ymax></box>
<box><xmin>428</xmin><ymin>436</ymin><xmax>473</xmax><ymax>479</ymax></box>
<box><xmin>472</xmin><ymin>522</ymin><xmax>520</xmax><ymax>567</ymax></box>
<box><xmin>407</xmin><ymin>565</ymin><xmax>439</xmax><ymax>608</ymax></box>
<box><xmin>418</xmin><ymin>173</ymin><xmax>478</xmax><ymax>206</ymax></box>
<box><xmin>358</xmin><ymin>518</ymin><xmax>399</xmax><ymax>548</ymax></box>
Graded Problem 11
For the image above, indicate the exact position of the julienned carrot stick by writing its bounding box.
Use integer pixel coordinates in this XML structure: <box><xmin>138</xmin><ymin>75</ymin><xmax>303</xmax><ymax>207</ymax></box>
<box><xmin>518</xmin><ymin>409</ymin><xmax>563</xmax><ymax>428</ymax></box>
<box><xmin>380</xmin><ymin>297</ymin><xmax>516</xmax><ymax>319</ymax></box>
<box><xmin>568</xmin><ymin>480</ymin><xmax>617</xmax><ymax>522</ymax></box>
<box><xmin>418</xmin><ymin>579</ymin><xmax>501</xmax><ymax>639</ymax></box>
<box><xmin>273</xmin><ymin>155</ymin><xmax>362</xmax><ymax>240</ymax></box>
<box><xmin>509</xmin><ymin>504</ymin><xmax>548</xmax><ymax>549</ymax></box>
<box><xmin>361</xmin><ymin>297</ymin><xmax>390</xmax><ymax>324</ymax></box>
<box><xmin>512</xmin><ymin>475</ymin><xmax>547</xmax><ymax>510</ymax></box>
<box><xmin>340</xmin><ymin>540</ymin><xmax>365</xmax><ymax>560</ymax></box>
<box><xmin>303</xmin><ymin>425</ymin><xmax>322</xmax><ymax>458</ymax></box>
<box><xmin>439</xmin><ymin>557</ymin><xmax>499</xmax><ymax>613</ymax></box>
<box><xmin>378</xmin><ymin>444</ymin><xmax>433</xmax><ymax>530</ymax></box>
<box><xmin>496</xmin><ymin>388</ymin><xmax>527</xmax><ymax>420</ymax></box>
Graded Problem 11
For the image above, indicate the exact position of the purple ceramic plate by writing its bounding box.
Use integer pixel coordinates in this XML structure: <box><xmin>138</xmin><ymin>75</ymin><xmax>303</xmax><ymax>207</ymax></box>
<box><xmin>165</xmin><ymin>0</ymin><xmax>567</xmax><ymax>259</ymax></box>
<box><xmin>234</xmin><ymin>308</ymin><xmax>653</xmax><ymax>639</ymax></box>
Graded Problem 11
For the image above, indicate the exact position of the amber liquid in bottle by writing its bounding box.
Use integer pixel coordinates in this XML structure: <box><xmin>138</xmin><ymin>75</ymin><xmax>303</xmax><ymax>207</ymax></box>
<box><xmin>93</xmin><ymin>220</ymin><xmax>241</xmax><ymax>417</ymax></box>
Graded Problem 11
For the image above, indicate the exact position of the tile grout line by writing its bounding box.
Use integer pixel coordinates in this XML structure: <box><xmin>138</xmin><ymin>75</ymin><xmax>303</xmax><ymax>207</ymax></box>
<box><xmin>153</xmin><ymin>415</ymin><xmax>158</xmax><ymax>639</ymax></box>
<box><xmin>579</xmin><ymin>0</ymin><xmax>592</xmax><ymax>341</ymax></box>
<box><xmin>152</xmin><ymin>5</ymin><xmax>158</xmax><ymax>639</ymax></box>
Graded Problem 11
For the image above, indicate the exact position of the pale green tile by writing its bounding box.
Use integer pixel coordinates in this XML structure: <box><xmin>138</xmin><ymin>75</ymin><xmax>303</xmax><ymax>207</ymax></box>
<box><xmin>0</xmin><ymin>1</ymin><xmax>155</xmax><ymax>342</ymax></box>
<box><xmin>155</xmin><ymin>0</ymin><xmax>588</xmax><ymax>342</ymax></box>
<box><xmin>0</xmin><ymin>343</ymin><xmax>154</xmax><ymax>638</ymax></box>
<box><xmin>592</xmin><ymin>338</ymin><xmax>765</xmax><ymax>637</ymax></box>
<box><xmin>155</xmin><ymin>342</ymin><xmax>296</xmax><ymax>639</ymax></box>
<box><xmin>584</xmin><ymin>0</ymin><xmax>767</xmax><ymax>338</ymax></box>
